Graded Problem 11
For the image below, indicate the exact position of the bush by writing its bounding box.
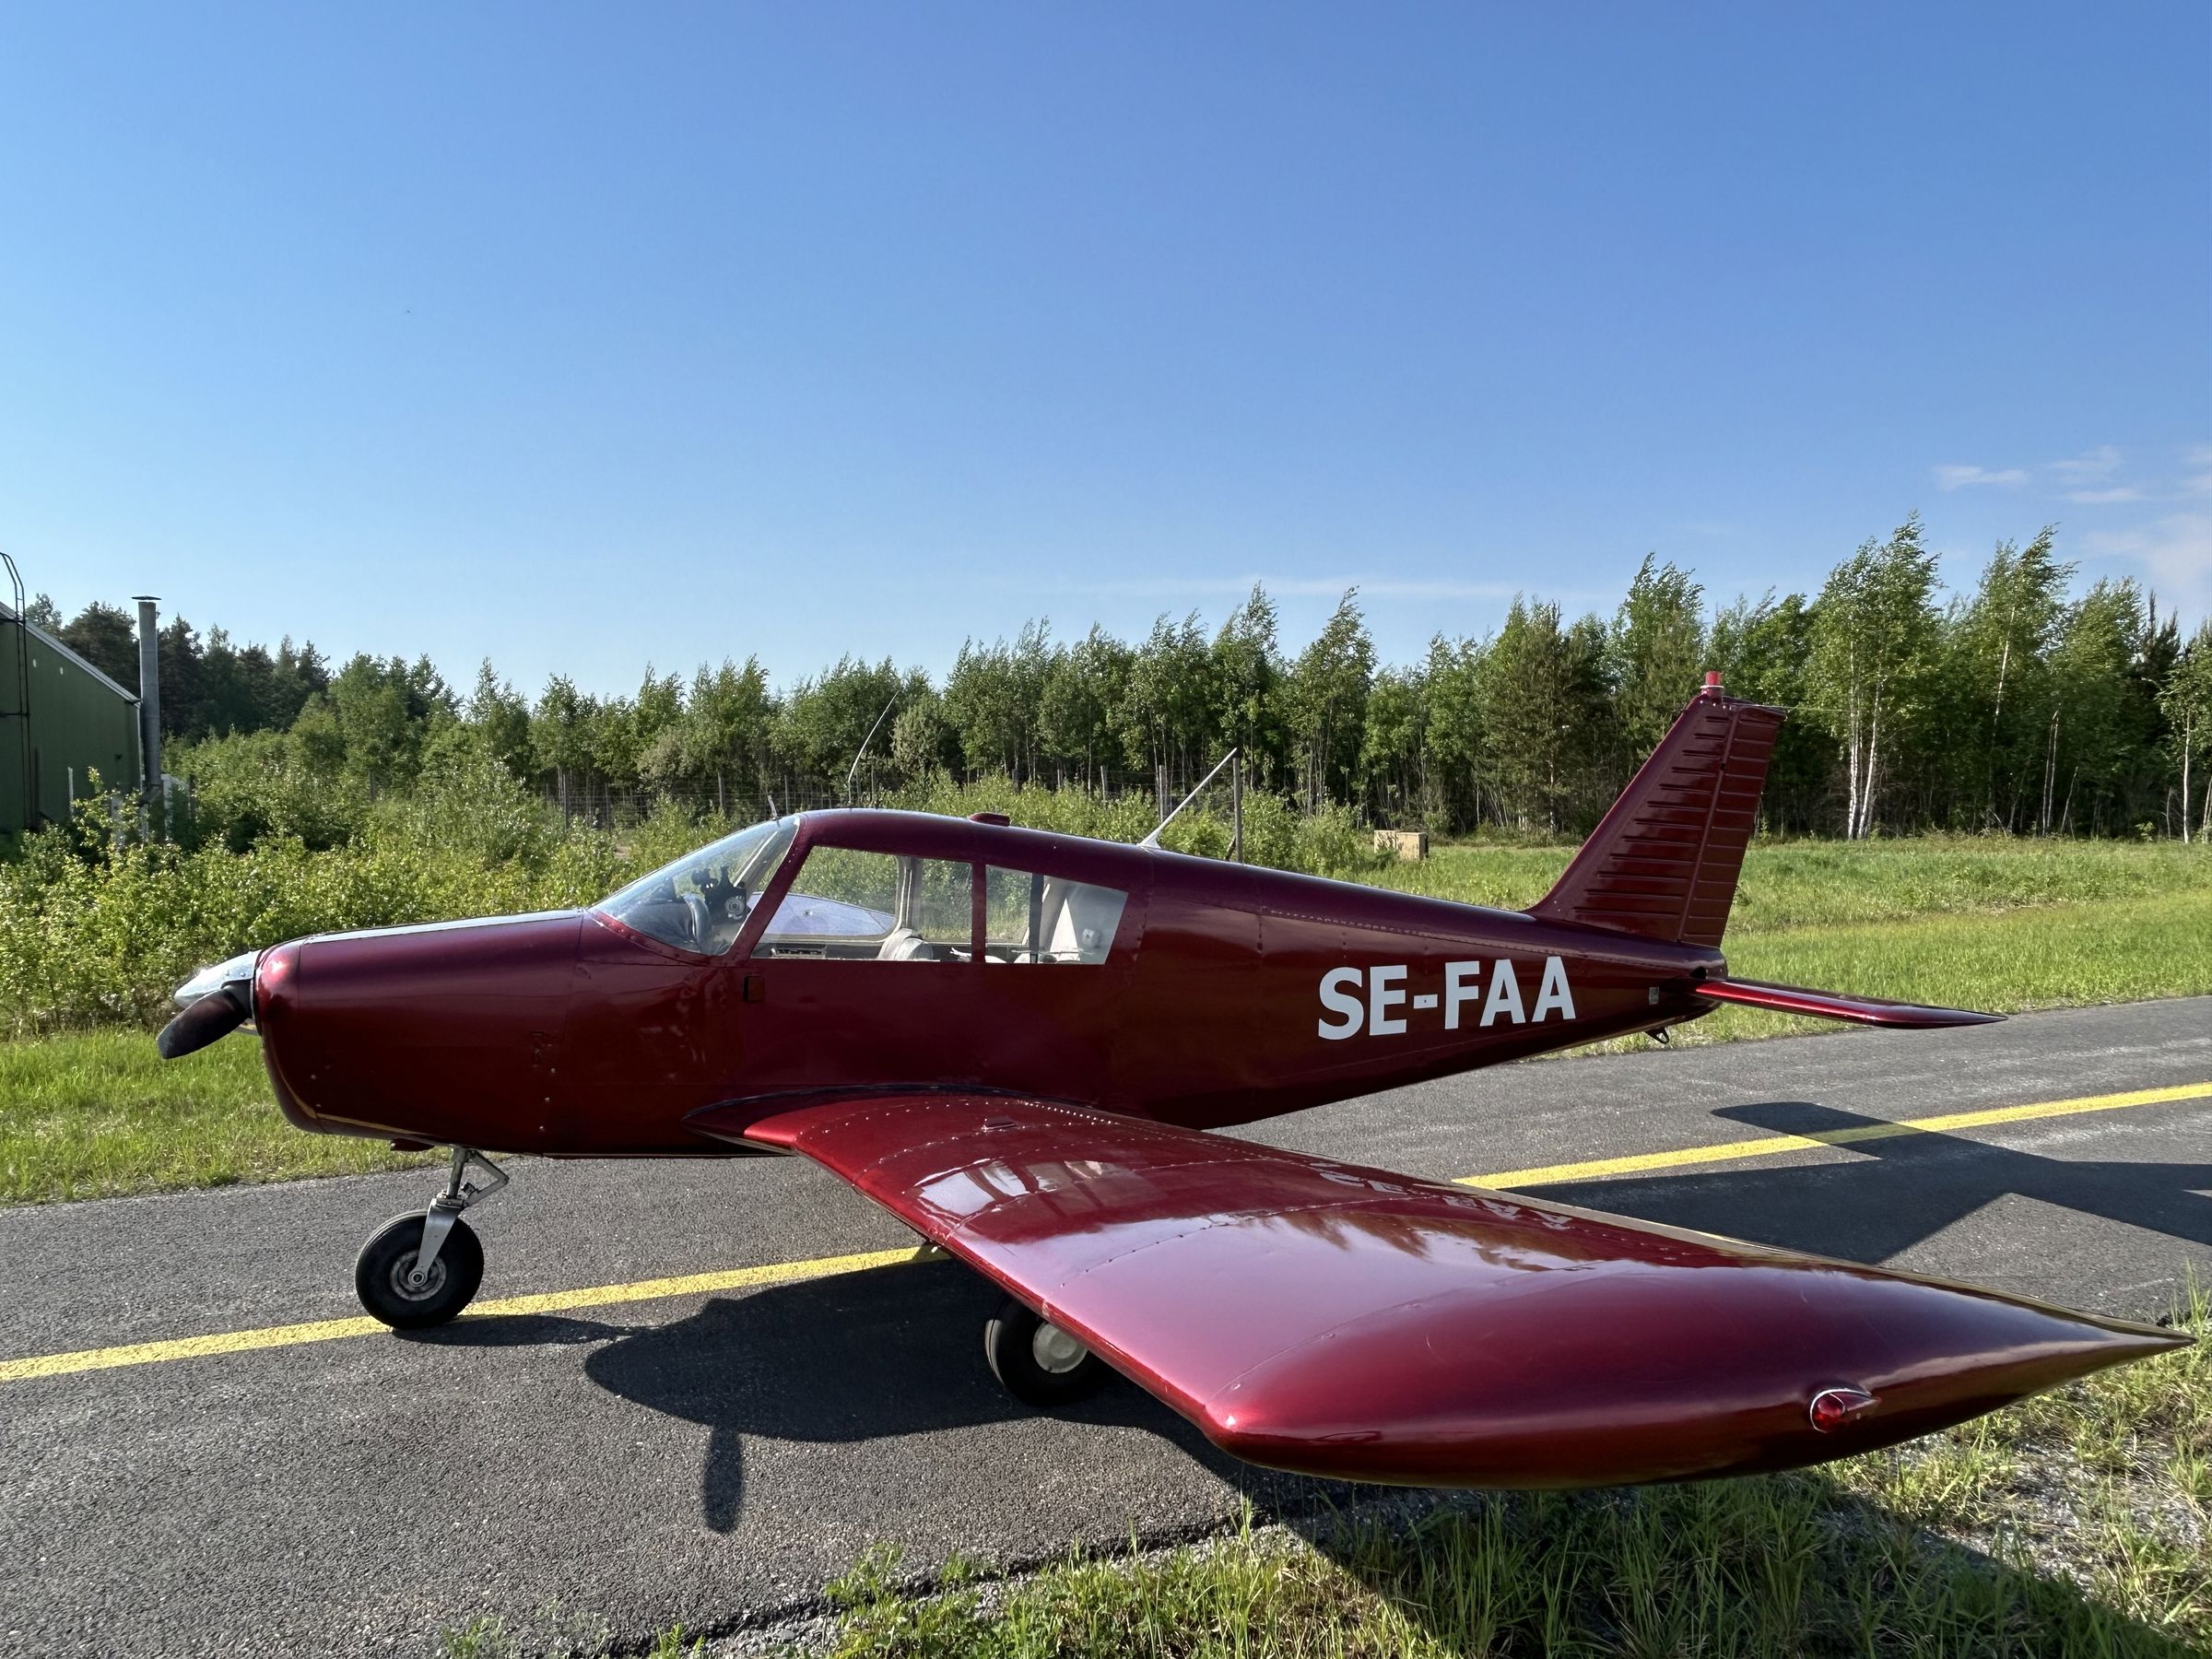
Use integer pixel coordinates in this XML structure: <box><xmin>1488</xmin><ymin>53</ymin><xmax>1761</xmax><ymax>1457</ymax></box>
<box><xmin>171</xmin><ymin>730</ymin><xmax>370</xmax><ymax>853</ymax></box>
<box><xmin>0</xmin><ymin>794</ymin><xmax>620</xmax><ymax>1034</ymax></box>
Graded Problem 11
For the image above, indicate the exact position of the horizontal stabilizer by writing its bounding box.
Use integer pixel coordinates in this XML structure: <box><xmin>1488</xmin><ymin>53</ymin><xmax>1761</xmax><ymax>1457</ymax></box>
<box><xmin>1693</xmin><ymin>978</ymin><xmax>2002</xmax><ymax>1028</ymax></box>
<box><xmin>701</xmin><ymin>1088</ymin><xmax>2166</xmax><ymax>1488</ymax></box>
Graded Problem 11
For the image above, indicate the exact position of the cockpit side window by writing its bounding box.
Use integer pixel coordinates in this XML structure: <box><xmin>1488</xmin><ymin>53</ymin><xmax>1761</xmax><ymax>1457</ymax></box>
<box><xmin>595</xmin><ymin>817</ymin><xmax>797</xmax><ymax>957</ymax></box>
<box><xmin>982</xmin><ymin>865</ymin><xmax>1127</xmax><ymax>964</ymax></box>
<box><xmin>747</xmin><ymin>846</ymin><xmax>977</xmax><ymax>961</ymax></box>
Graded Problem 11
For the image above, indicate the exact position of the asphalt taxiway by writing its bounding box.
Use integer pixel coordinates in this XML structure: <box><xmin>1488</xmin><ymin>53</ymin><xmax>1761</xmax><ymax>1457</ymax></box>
<box><xmin>2</xmin><ymin>997</ymin><xmax>2207</xmax><ymax>1656</ymax></box>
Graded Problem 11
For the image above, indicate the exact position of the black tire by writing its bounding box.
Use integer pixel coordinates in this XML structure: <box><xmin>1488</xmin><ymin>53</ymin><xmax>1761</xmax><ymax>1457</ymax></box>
<box><xmin>354</xmin><ymin>1213</ymin><xmax>484</xmax><ymax>1330</ymax></box>
<box><xmin>983</xmin><ymin>1297</ymin><xmax>1105</xmax><ymax>1406</ymax></box>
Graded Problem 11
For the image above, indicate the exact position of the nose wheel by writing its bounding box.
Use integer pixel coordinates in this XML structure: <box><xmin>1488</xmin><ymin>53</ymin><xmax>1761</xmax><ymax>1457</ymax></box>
<box><xmin>356</xmin><ymin>1212</ymin><xmax>484</xmax><ymax>1328</ymax></box>
<box><xmin>355</xmin><ymin>1147</ymin><xmax>505</xmax><ymax>1329</ymax></box>
<box><xmin>984</xmin><ymin>1297</ymin><xmax>1106</xmax><ymax>1406</ymax></box>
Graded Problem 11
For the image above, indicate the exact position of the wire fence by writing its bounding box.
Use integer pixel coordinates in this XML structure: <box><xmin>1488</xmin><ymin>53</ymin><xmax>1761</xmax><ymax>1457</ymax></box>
<box><xmin>534</xmin><ymin>756</ymin><xmax>1311</xmax><ymax>838</ymax></box>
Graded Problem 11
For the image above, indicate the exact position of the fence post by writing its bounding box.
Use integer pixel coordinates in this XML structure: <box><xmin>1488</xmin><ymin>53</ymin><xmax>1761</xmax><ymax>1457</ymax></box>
<box><xmin>1231</xmin><ymin>752</ymin><xmax>1243</xmax><ymax>863</ymax></box>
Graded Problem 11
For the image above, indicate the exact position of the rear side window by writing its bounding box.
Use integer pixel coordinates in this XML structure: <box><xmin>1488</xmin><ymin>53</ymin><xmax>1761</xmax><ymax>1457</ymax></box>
<box><xmin>983</xmin><ymin>867</ymin><xmax>1127</xmax><ymax>964</ymax></box>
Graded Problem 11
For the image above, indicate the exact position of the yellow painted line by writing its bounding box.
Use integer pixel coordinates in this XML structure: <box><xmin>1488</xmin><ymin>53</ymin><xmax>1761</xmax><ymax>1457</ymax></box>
<box><xmin>1463</xmin><ymin>1080</ymin><xmax>2212</xmax><ymax>1190</ymax></box>
<box><xmin>4</xmin><ymin>1081</ymin><xmax>2207</xmax><ymax>1387</ymax></box>
<box><xmin>0</xmin><ymin>1247</ymin><xmax>918</xmax><ymax>1385</ymax></box>
<box><xmin>465</xmin><ymin>1247</ymin><xmax>918</xmax><ymax>1318</ymax></box>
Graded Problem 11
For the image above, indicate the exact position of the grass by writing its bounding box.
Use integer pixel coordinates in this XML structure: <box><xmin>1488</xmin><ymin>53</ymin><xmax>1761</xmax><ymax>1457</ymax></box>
<box><xmin>434</xmin><ymin>1289</ymin><xmax>2208</xmax><ymax>1657</ymax></box>
<box><xmin>5</xmin><ymin>836</ymin><xmax>2210</xmax><ymax>1206</ymax></box>
<box><xmin>1389</xmin><ymin>835</ymin><xmax>2212</xmax><ymax>1050</ymax></box>
<box><xmin>820</xmin><ymin>1291</ymin><xmax>2212</xmax><ymax>1657</ymax></box>
<box><xmin>1382</xmin><ymin>833</ymin><xmax>2212</xmax><ymax>931</ymax></box>
<box><xmin>0</xmin><ymin>1027</ymin><xmax>438</xmax><ymax>1204</ymax></box>
<box><xmin>1634</xmin><ymin>888</ymin><xmax>2212</xmax><ymax>1049</ymax></box>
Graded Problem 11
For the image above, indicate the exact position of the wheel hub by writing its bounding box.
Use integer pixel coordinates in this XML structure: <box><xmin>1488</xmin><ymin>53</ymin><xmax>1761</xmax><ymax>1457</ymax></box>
<box><xmin>1031</xmin><ymin>1321</ymin><xmax>1088</xmax><ymax>1374</ymax></box>
<box><xmin>393</xmin><ymin>1252</ymin><xmax>446</xmax><ymax>1300</ymax></box>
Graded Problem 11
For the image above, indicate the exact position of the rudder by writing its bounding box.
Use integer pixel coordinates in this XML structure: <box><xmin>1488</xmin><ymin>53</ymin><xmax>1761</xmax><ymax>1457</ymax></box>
<box><xmin>1529</xmin><ymin>675</ymin><xmax>1783</xmax><ymax>949</ymax></box>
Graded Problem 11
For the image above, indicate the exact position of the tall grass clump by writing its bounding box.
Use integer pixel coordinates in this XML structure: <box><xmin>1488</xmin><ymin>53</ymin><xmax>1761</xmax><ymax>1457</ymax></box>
<box><xmin>820</xmin><ymin>1479</ymin><xmax>2198</xmax><ymax>1658</ymax></box>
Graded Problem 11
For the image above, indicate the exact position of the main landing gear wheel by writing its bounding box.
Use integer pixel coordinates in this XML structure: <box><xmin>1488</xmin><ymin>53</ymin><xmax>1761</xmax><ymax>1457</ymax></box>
<box><xmin>984</xmin><ymin>1297</ymin><xmax>1105</xmax><ymax>1406</ymax></box>
<box><xmin>355</xmin><ymin>1213</ymin><xmax>483</xmax><ymax>1329</ymax></box>
<box><xmin>354</xmin><ymin>1147</ymin><xmax>508</xmax><ymax>1329</ymax></box>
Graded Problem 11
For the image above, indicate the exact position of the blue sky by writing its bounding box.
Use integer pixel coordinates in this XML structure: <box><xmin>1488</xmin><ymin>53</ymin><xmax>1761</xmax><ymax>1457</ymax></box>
<box><xmin>5</xmin><ymin>4</ymin><xmax>2206</xmax><ymax>695</ymax></box>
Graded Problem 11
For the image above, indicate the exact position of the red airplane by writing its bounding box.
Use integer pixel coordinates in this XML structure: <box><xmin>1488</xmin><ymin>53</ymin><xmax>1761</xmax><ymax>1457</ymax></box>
<box><xmin>159</xmin><ymin>676</ymin><xmax>2186</xmax><ymax>1488</ymax></box>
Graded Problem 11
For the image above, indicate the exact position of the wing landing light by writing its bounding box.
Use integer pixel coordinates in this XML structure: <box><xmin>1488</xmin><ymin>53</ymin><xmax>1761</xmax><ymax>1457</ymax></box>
<box><xmin>696</xmin><ymin>1092</ymin><xmax>2181</xmax><ymax>1489</ymax></box>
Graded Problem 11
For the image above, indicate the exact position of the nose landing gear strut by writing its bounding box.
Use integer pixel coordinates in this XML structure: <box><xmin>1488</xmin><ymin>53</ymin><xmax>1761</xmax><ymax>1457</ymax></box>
<box><xmin>354</xmin><ymin>1148</ymin><xmax>508</xmax><ymax>1329</ymax></box>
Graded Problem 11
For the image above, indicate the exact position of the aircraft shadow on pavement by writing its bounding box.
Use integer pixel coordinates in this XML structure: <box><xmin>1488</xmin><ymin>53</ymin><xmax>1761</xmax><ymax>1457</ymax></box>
<box><xmin>1535</xmin><ymin>1098</ymin><xmax>2212</xmax><ymax>1272</ymax></box>
<box><xmin>412</xmin><ymin>1256</ymin><xmax>1344</xmax><ymax>1532</ymax></box>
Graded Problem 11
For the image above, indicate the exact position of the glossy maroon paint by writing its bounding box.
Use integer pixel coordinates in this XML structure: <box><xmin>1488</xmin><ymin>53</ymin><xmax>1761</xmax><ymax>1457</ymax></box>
<box><xmin>253</xmin><ymin>804</ymin><xmax>1728</xmax><ymax>1150</ymax></box>
<box><xmin>1532</xmin><ymin>690</ymin><xmax>1782</xmax><ymax>949</ymax></box>
<box><xmin>724</xmin><ymin>1093</ymin><xmax>2183</xmax><ymax>1488</ymax></box>
<box><xmin>257</xmin><ymin>912</ymin><xmax>582</xmax><ymax>1147</ymax></box>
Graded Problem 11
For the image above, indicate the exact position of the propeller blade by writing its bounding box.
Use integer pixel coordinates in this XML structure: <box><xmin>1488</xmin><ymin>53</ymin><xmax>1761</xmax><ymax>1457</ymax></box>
<box><xmin>157</xmin><ymin>991</ymin><xmax>249</xmax><ymax>1060</ymax></box>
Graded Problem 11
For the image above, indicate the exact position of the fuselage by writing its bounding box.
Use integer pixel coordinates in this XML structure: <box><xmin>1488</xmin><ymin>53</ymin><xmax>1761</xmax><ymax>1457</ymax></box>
<box><xmin>250</xmin><ymin>810</ymin><xmax>1725</xmax><ymax>1155</ymax></box>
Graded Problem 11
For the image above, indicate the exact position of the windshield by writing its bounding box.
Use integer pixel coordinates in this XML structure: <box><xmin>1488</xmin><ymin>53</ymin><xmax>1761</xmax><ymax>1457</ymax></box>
<box><xmin>595</xmin><ymin>817</ymin><xmax>798</xmax><ymax>956</ymax></box>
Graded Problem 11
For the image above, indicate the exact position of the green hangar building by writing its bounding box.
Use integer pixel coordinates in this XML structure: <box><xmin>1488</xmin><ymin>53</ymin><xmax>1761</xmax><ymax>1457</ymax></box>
<box><xmin>1</xmin><ymin>601</ymin><xmax>145</xmax><ymax>839</ymax></box>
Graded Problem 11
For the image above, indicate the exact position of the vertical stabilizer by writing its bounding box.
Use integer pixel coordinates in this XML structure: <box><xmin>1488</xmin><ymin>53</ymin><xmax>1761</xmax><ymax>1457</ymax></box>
<box><xmin>1529</xmin><ymin>676</ymin><xmax>1783</xmax><ymax>948</ymax></box>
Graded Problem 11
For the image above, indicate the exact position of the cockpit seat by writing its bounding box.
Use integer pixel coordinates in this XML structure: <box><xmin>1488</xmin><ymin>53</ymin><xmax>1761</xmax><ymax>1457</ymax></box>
<box><xmin>877</xmin><ymin>927</ymin><xmax>931</xmax><ymax>961</ymax></box>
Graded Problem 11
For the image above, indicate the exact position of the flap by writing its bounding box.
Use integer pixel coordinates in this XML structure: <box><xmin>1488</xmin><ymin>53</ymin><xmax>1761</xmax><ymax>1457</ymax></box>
<box><xmin>695</xmin><ymin>1092</ymin><xmax>2172</xmax><ymax>1488</ymax></box>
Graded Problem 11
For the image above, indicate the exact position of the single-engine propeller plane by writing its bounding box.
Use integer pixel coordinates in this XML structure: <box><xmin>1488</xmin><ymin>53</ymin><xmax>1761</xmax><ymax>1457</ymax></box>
<box><xmin>159</xmin><ymin>676</ymin><xmax>2187</xmax><ymax>1488</ymax></box>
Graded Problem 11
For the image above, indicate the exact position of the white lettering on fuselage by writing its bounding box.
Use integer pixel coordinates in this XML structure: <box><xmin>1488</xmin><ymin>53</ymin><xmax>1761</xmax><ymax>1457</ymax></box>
<box><xmin>1316</xmin><ymin>959</ymin><xmax>1576</xmax><ymax>1040</ymax></box>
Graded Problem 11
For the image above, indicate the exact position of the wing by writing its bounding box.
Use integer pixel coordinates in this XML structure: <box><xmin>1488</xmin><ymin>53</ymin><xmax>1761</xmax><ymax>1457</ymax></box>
<box><xmin>693</xmin><ymin>1092</ymin><xmax>2177</xmax><ymax>1488</ymax></box>
<box><xmin>1693</xmin><ymin>977</ymin><xmax>2003</xmax><ymax>1028</ymax></box>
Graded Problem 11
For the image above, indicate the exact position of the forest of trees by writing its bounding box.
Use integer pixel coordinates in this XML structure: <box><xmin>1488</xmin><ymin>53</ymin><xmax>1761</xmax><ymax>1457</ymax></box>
<box><xmin>32</xmin><ymin>515</ymin><xmax>2212</xmax><ymax>844</ymax></box>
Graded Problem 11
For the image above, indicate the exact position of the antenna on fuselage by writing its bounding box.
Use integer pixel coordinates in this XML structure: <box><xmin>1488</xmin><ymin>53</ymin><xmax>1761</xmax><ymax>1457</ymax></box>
<box><xmin>843</xmin><ymin>694</ymin><xmax>900</xmax><ymax>804</ymax></box>
<box><xmin>1140</xmin><ymin>748</ymin><xmax>1237</xmax><ymax>851</ymax></box>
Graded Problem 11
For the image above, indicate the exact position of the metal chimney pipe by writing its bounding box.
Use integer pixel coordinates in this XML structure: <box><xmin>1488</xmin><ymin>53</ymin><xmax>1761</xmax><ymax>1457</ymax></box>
<box><xmin>133</xmin><ymin>595</ymin><xmax>160</xmax><ymax>798</ymax></box>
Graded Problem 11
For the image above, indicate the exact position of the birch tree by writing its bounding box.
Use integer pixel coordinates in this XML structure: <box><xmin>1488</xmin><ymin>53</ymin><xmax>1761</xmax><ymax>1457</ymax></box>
<box><xmin>1609</xmin><ymin>554</ymin><xmax>1706</xmax><ymax>761</ymax></box>
<box><xmin>1947</xmin><ymin>530</ymin><xmax>2070</xmax><ymax>830</ymax></box>
<box><xmin>1210</xmin><ymin>585</ymin><xmax>1285</xmax><ymax>789</ymax></box>
<box><xmin>1806</xmin><ymin>517</ymin><xmax>1938</xmax><ymax>838</ymax></box>
<box><xmin>1708</xmin><ymin>591</ymin><xmax>1823</xmax><ymax>832</ymax></box>
<box><xmin>681</xmin><ymin>657</ymin><xmax>777</xmax><ymax>812</ymax></box>
<box><xmin>1037</xmin><ymin>626</ymin><xmax>1131</xmax><ymax>788</ymax></box>
<box><xmin>2165</xmin><ymin>620</ymin><xmax>2212</xmax><ymax>842</ymax></box>
<box><xmin>1282</xmin><ymin>593</ymin><xmax>1375</xmax><ymax>811</ymax></box>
